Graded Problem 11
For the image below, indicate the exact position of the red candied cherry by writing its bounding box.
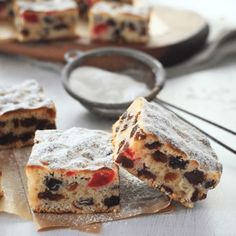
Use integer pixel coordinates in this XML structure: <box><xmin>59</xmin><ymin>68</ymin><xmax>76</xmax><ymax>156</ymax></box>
<box><xmin>88</xmin><ymin>168</ymin><xmax>115</xmax><ymax>188</ymax></box>
<box><xmin>93</xmin><ymin>23</ymin><xmax>108</xmax><ymax>35</ymax></box>
<box><xmin>87</xmin><ymin>0</ymin><xmax>94</xmax><ymax>7</ymax></box>
<box><xmin>66</xmin><ymin>170</ymin><xmax>77</xmax><ymax>177</ymax></box>
<box><xmin>22</xmin><ymin>11</ymin><xmax>39</xmax><ymax>23</ymax></box>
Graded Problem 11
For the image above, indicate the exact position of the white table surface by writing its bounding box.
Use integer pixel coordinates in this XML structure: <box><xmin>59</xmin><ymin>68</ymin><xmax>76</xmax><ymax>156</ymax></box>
<box><xmin>1</xmin><ymin>0</ymin><xmax>236</xmax><ymax>235</ymax></box>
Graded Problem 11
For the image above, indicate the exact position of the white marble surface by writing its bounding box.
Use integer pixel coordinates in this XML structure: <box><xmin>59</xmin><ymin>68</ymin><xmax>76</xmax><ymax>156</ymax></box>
<box><xmin>1</xmin><ymin>0</ymin><xmax>236</xmax><ymax>235</ymax></box>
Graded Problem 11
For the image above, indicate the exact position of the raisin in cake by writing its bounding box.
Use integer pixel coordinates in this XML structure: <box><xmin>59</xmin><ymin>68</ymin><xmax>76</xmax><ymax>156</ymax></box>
<box><xmin>26</xmin><ymin>127</ymin><xmax>120</xmax><ymax>213</ymax></box>
<box><xmin>0</xmin><ymin>80</ymin><xmax>56</xmax><ymax>149</ymax></box>
<box><xmin>0</xmin><ymin>0</ymin><xmax>13</xmax><ymax>20</ymax></box>
<box><xmin>112</xmin><ymin>97</ymin><xmax>222</xmax><ymax>207</ymax></box>
<box><xmin>89</xmin><ymin>2</ymin><xmax>150</xmax><ymax>43</ymax></box>
<box><xmin>14</xmin><ymin>0</ymin><xmax>78</xmax><ymax>42</ymax></box>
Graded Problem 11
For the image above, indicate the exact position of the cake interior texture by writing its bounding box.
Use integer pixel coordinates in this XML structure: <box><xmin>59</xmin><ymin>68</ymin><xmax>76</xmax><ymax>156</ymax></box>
<box><xmin>26</xmin><ymin>127</ymin><xmax>120</xmax><ymax>213</ymax></box>
<box><xmin>112</xmin><ymin>97</ymin><xmax>222</xmax><ymax>207</ymax></box>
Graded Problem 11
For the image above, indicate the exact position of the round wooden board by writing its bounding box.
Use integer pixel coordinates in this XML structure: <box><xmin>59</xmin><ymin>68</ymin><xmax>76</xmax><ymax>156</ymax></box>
<box><xmin>0</xmin><ymin>5</ymin><xmax>209</xmax><ymax>66</ymax></box>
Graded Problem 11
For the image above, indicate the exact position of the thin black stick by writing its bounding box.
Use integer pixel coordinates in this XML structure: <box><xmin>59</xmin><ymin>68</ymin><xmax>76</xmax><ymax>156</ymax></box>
<box><xmin>155</xmin><ymin>100</ymin><xmax>236</xmax><ymax>155</ymax></box>
<box><xmin>155</xmin><ymin>98</ymin><xmax>236</xmax><ymax>135</ymax></box>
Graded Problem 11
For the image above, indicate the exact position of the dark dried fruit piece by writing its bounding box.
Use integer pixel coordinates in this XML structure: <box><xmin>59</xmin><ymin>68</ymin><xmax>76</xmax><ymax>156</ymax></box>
<box><xmin>20</xmin><ymin>117</ymin><xmax>37</xmax><ymax>127</ymax></box>
<box><xmin>117</xmin><ymin>140</ymin><xmax>125</xmax><ymax>153</ymax></box>
<box><xmin>115</xmin><ymin>126</ymin><xmax>120</xmax><ymax>133</ymax></box>
<box><xmin>152</xmin><ymin>151</ymin><xmax>167</xmax><ymax>163</ymax></box>
<box><xmin>169</xmin><ymin>156</ymin><xmax>188</xmax><ymax>169</ymax></box>
<box><xmin>199</xmin><ymin>193</ymin><xmax>207</xmax><ymax>200</ymax></box>
<box><xmin>12</xmin><ymin>119</ymin><xmax>19</xmax><ymax>128</ymax></box>
<box><xmin>145</xmin><ymin>141</ymin><xmax>162</xmax><ymax>149</ymax></box>
<box><xmin>0</xmin><ymin>121</ymin><xmax>6</xmax><ymax>127</ymax></box>
<box><xmin>116</xmin><ymin>154</ymin><xmax>134</xmax><ymax>168</ymax></box>
<box><xmin>191</xmin><ymin>189</ymin><xmax>199</xmax><ymax>202</ymax></box>
<box><xmin>121</xmin><ymin>124</ymin><xmax>128</xmax><ymax>132</ymax></box>
<box><xmin>19</xmin><ymin>132</ymin><xmax>34</xmax><ymax>142</ymax></box>
<box><xmin>161</xmin><ymin>185</ymin><xmax>173</xmax><ymax>194</ymax></box>
<box><xmin>54</xmin><ymin>23</ymin><xmax>68</xmax><ymax>30</ymax></box>
<box><xmin>21</xmin><ymin>28</ymin><xmax>29</xmax><ymax>37</ymax></box>
<box><xmin>0</xmin><ymin>133</ymin><xmax>17</xmax><ymax>145</ymax></box>
<box><xmin>204</xmin><ymin>180</ymin><xmax>216</xmax><ymax>188</ymax></box>
<box><xmin>45</xmin><ymin>123</ymin><xmax>56</xmax><ymax>129</ymax></box>
<box><xmin>107</xmin><ymin>19</ymin><xmax>116</xmax><ymax>26</ymax></box>
<box><xmin>45</xmin><ymin>177</ymin><xmax>62</xmax><ymax>191</ymax></box>
<box><xmin>104</xmin><ymin>196</ymin><xmax>120</xmax><ymax>208</ymax></box>
<box><xmin>130</xmin><ymin>125</ymin><xmax>138</xmax><ymax>138</ymax></box>
<box><xmin>120</xmin><ymin>111</ymin><xmax>127</xmax><ymax>121</ymax></box>
<box><xmin>137</xmin><ymin>168</ymin><xmax>156</xmax><ymax>180</ymax></box>
<box><xmin>135</xmin><ymin>129</ymin><xmax>146</xmax><ymax>140</ymax></box>
<box><xmin>38</xmin><ymin>190</ymin><xmax>64</xmax><ymax>201</ymax></box>
<box><xmin>44</xmin><ymin>16</ymin><xmax>54</xmax><ymax>24</ymax></box>
<box><xmin>184</xmin><ymin>169</ymin><xmax>205</xmax><ymax>185</ymax></box>
<box><xmin>127</xmin><ymin>114</ymin><xmax>133</xmax><ymax>120</ymax></box>
<box><xmin>133</xmin><ymin>112</ymin><xmax>141</xmax><ymax>125</ymax></box>
<box><xmin>127</xmin><ymin>22</ymin><xmax>136</xmax><ymax>31</ymax></box>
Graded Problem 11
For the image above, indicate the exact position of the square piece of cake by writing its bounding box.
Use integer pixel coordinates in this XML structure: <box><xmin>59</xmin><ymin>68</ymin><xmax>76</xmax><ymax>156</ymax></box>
<box><xmin>14</xmin><ymin>0</ymin><xmax>78</xmax><ymax>42</ymax></box>
<box><xmin>0</xmin><ymin>0</ymin><xmax>13</xmax><ymax>20</ymax></box>
<box><xmin>112</xmin><ymin>97</ymin><xmax>222</xmax><ymax>207</ymax></box>
<box><xmin>26</xmin><ymin>127</ymin><xmax>120</xmax><ymax>213</ymax></box>
<box><xmin>89</xmin><ymin>2</ymin><xmax>150</xmax><ymax>43</ymax></box>
<box><xmin>0</xmin><ymin>80</ymin><xmax>56</xmax><ymax>149</ymax></box>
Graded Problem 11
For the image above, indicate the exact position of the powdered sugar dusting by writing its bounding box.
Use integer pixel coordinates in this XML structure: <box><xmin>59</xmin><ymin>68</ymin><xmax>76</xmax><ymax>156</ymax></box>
<box><xmin>91</xmin><ymin>2</ymin><xmax>150</xmax><ymax>19</ymax></box>
<box><xmin>17</xmin><ymin>0</ymin><xmax>77</xmax><ymax>12</ymax></box>
<box><xmin>0</xmin><ymin>80</ymin><xmax>54</xmax><ymax>116</ymax></box>
<box><xmin>28</xmin><ymin>127</ymin><xmax>113</xmax><ymax>170</ymax></box>
<box><xmin>137</xmin><ymin>98</ymin><xmax>222</xmax><ymax>172</ymax></box>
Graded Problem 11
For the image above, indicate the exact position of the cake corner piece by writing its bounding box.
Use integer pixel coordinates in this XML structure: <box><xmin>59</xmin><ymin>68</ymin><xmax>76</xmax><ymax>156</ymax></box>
<box><xmin>26</xmin><ymin>127</ymin><xmax>120</xmax><ymax>214</ymax></box>
<box><xmin>112</xmin><ymin>97</ymin><xmax>222</xmax><ymax>207</ymax></box>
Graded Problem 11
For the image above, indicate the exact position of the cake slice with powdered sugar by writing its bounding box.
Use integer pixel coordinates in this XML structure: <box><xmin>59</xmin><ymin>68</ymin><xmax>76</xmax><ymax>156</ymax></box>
<box><xmin>0</xmin><ymin>80</ymin><xmax>56</xmax><ymax>149</ymax></box>
<box><xmin>26</xmin><ymin>127</ymin><xmax>120</xmax><ymax>213</ymax></box>
<box><xmin>112</xmin><ymin>97</ymin><xmax>222</xmax><ymax>207</ymax></box>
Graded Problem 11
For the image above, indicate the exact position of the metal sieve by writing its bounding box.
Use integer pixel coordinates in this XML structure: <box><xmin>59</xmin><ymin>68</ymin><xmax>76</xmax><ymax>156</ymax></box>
<box><xmin>62</xmin><ymin>47</ymin><xmax>165</xmax><ymax>118</ymax></box>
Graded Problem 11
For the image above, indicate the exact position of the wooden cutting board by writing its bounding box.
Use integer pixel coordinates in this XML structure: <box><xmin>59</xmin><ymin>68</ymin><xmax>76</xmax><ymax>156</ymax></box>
<box><xmin>0</xmin><ymin>5</ymin><xmax>209</xmax><ymax>66</ymax></box>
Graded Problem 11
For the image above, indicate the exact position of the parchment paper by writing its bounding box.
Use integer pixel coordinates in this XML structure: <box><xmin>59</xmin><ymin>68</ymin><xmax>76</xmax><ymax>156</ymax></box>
<box><xmin>0</xmin><ymin>147</ymin><xmax>172</xmax><ymax>232</ymax></box>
